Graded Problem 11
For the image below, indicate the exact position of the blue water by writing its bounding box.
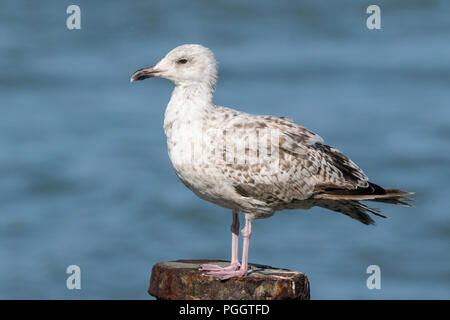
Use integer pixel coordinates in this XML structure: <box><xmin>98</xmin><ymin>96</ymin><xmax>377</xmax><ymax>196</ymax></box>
<box><xmin>0</xmin><ymin>0</ymin><xmax>449</xmax><ymax>299</ymax></box>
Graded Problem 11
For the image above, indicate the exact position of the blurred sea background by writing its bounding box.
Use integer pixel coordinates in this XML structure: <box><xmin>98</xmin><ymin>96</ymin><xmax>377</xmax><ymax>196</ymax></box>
<box><xmin>0</xmin><ymin>0</ymin><xmax>449</xmax><ymax>299</ymax></box>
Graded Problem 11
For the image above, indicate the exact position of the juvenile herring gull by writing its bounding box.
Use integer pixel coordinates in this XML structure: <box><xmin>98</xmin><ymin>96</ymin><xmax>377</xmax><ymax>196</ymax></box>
<box><xmin>131</xmin><ymin>44</ymin><xmax>413</xmax><ymax>279</ymax></box>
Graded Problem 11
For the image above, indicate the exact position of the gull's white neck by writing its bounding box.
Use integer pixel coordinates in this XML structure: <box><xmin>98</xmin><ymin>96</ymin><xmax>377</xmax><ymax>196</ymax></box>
<box><xmin>163</xmin><ymin>82</ymin><xmax>215</xmax><ymax>135</ymax></box>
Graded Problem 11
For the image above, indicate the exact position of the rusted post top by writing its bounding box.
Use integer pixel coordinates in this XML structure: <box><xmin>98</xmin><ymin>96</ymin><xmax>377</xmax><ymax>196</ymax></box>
<box><xmin>149</xmin><ymin>259</ymin><xmax>310</xmax><ymax>300</ymax></box>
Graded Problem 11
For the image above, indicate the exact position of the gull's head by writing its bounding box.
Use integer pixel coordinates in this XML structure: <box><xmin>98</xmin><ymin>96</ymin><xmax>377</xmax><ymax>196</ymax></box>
<box><xmin>130</xmin><ymin>44</ymin><xmax>218</xmax><ymax>89</ymax></box>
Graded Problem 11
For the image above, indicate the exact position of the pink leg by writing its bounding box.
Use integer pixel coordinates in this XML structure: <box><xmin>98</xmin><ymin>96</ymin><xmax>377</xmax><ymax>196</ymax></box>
<box><xmin>203</xmin><ymin>215</ymin><xmax>252</xmax><ymax>280</ymax></box>
<box><xmin>200</xmin><ymin>210</ymin><xmax>241</xmax><ymax>272</ymax></box>
<box><xmin>230</xmin><ymin>210</ymin><xmax>240</xmax><ymax>266</ymax></box>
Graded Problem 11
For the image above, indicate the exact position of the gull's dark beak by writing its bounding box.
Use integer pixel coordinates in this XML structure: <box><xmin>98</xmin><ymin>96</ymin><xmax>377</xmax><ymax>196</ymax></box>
<box><xmin>130</xmin><ymin>66</ymin><xmax>163</xmax><ymax>82</ymax></box>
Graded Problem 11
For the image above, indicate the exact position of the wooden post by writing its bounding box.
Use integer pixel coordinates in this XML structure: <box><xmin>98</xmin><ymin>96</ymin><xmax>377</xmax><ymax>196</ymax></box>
<box><xmin>149</xmin><ymin>259</ymin><xmax>310</xmax><ymax>300</ymax></box>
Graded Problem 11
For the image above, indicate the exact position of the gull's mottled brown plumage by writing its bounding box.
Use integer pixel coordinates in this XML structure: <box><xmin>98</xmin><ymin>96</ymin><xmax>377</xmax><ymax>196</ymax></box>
<box><xmin>195</xmin><ymin>106</ymin><xmax>413</xmax><ymax>223</ymax></box>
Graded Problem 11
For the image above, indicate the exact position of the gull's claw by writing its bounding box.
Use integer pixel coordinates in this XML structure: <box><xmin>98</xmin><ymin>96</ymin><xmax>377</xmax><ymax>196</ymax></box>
<box><xmin>203</xmin><ymin>268</ymin><xmax>248</xmax><ymax>280</ymax></box>
<box><xmin>199</xmin><ymin>262</ymin><xmax>240</xmax><ymax>272</ymax></box>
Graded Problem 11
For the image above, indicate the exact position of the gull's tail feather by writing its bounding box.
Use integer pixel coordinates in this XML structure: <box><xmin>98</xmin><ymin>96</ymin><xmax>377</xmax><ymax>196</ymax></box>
<box><xmin>315</xmin><ymin>199</ymin><xmax>383</xmax><ymax>225</ymax></box>
<box><xmin>368</xmin><ymin>191</ymin><xmax>415</xmax><ymax>207</ymax></box>
<box><xmin>312</xmin><ymin>183</ymin><xmax>414</xmax><ymax>225</ymax></box>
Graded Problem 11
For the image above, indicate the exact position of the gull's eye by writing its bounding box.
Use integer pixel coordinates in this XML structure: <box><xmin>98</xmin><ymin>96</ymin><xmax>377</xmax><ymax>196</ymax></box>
<box><xmin>177</xmin><ymin>58</ymin><xmax>188</xmax><ymax>64</ymax></box>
